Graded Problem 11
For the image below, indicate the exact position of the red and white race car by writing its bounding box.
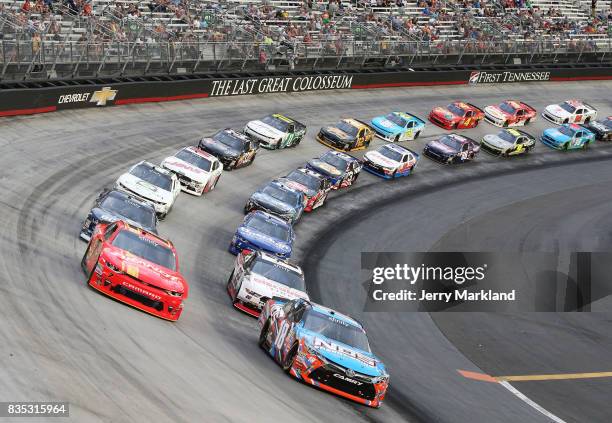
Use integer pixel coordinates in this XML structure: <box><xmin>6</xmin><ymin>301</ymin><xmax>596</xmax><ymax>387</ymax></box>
<box><xmin>484</xmin><ymin>100</ymin><xmax>536</xmax><ymax>127</ymax></box>
<box><xmin>276</xmin><ymin>168</ymin><xmax>332</xmax><ymax>212</ymax></box>
<box><xmin>428</xmin><ymin>101</ymin><xmax>484</xmax><ymax>129</ymax></box>
<box><xmin>161</xmin><ymin>146</ymin><xmax>223</xmax><ymax>196</ymax></box>
<box><xmin>81</xmin><ymin>220</ymin><xmax>188</xmax><ymax>321</ymax></box>
<box><xmin>541</xmin><ymin>100</ymin><xmax>598</xmax><ymax>125</ymax></box>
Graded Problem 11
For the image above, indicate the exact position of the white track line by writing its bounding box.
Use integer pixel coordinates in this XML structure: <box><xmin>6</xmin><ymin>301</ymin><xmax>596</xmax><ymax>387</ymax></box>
<box><xmin>499</xmin><ymin>381</ymin><xmax>568</xmax><ymax>423</ymax></box>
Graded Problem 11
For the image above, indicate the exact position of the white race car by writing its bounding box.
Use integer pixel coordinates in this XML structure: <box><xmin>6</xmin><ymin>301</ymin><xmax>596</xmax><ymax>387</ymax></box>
<box><xmin>161</xmin><ymin>146</ymin><xmax>222</xmax><ymax>196</ymax></box>
<box><xmin>226</xmin><ymin>250</ymin><xmax>308</xmax><ymax>317</ymax></box>
<box><xmin>115</xmin><ymin>161</ymin><xmax>180</xmax><ymax>219</ymax></box>
<box><xmin>542</xmin><ymin>100</ymin><xmax>597</xmax><ymax>125</ymax></box>
<box><xmin>244</xmin><ymin>114</ymin><xmax>306</xmax><ymax>150</ymax></box>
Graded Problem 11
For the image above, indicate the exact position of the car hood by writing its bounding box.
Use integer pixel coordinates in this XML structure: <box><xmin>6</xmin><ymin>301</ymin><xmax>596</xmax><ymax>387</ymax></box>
<box><xmin>545</xmin><ymin>104</ymin><xmax>571</xmax><ymax>118</ymax></box>
<box><xmin>431</xmin><ymin>107</ymin><xmax>456</xmax><ymax>121</ymax></box>
<box><xmin>244</xmin><ymin>273</ymin><xmax>308</xmax><ymax>301</ymax></box>
<box><xmin>371</xmin><ymin>116</ymin><xmax>401</xmax><ymax>133</ymax></box>
<box><xmin>247</xmin><ymin>120</ymin><xmax>285</xmax><ymax>139</ymax></box>
<box><xmin>307</xmin><ymin>159</ymin><xmax>343</xmax><ymax>177</ymax></box>
<box><xmin>322</xmin><ymin>126</ymin><xmax>353</xmax><ymax>142</ymax></box>
<box><xmin>427</xmin><ymin>140</ymin><xmax>457</xmax><ymax>154</ymax></box>
<box><xmin>117</xmin><ymin>173</ymin><xmax>172</xmax><ymax>204</ymax></box>
<box><xmin>485</xmin><ymin>105</ymin><xmax>508</xmax><ymax>118</ymax></box>
<box><xmin>102</xmin><ymin>247</ymin><xmax>185</xmax><ymax>293</ymax></box>
<box><xmin>237</xmin><ymin>226</ymin><xmax>291</xmax><ymax>253</ymax></box>
<box><xmin>301</xmin><ymin>331</ymin><xmax>384</xmax><ymax>377</ymax></box>
<box><xmin>161</xmin><ymin>156</ymin><xmax>211</xmax><ymax>182</ymax></box>
<box><xmin>544</xmin><ymin>128</ymin><xmax>570</xmax><ymax>142</ymax></box>
<box><xmin>199</xmin><ymin>138</ymin><xmax>240</xmax><ymax>158</ymax></box>
<box><xmin>482</xmin><ymin>134</ymin><xmax>513</xmax><ymax>149</ymax></box>
<box><xmin>251</xmin><ymin>192</ymin><xmax>296</xmax><ymax>213</ymax></box>
<box><xmin>91</xmin><ymin>207</ymin><xmax>155</xmax><ymax>232</ymax></box>
<box><xmin>364</xmin><ymin>151</ymin><xmax>399</xmax><ymax>168</ymax></box>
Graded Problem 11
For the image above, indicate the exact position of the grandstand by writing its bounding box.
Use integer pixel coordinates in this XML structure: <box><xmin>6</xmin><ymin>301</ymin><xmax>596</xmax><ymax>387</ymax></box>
<box><xmin>0</xmin><ymin>0</ymin><xmax>610</xmax><ymax>80</ymax></box>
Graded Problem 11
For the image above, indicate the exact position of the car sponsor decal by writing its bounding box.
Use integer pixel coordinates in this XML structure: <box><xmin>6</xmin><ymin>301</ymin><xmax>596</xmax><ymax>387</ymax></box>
<box><xmin>469</xmin><ymin>70</ymin><xmax>551</xmax><ymax>84</ymax></box>
<box><xmin>313</xmin><ymin>338</ymin><xmax>377</xmax><ymax>367</ymax></box>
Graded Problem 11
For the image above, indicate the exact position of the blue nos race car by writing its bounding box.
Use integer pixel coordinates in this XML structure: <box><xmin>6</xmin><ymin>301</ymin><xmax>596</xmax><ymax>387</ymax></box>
<box><xmin>370</xmin><ymin>112</ymin><xmax>425</xmax><ymax>142</ymax></box>
<box><xmin>540</xmin><ymin>123</ymin><xmax>596</xmax><ymax>150</ymax></box>
<box><xmin>306</xmin><ymin>150</ymin><xmax>362</xmax><ymax>190</ymax></box>
<box><xmin>258</xmin><ymin>298</ymin><xmax>390</xmax><ymax>408</ymax></box>
<box><xmin>230</xmin><ymin>210</ymin><xmax>294</xmax><ymax>258</ymax></box>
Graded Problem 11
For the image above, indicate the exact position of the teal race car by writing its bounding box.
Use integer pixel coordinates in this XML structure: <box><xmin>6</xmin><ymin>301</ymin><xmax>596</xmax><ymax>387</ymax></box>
<box><xmin>540</xmin><ymin>123</ymin><xmax>596</xmax><ymax>150</ymax></box>
<box><xmin>370</xmin><ymin>112</ymin><xmax>425</xmax><ymax>142</ymax></box>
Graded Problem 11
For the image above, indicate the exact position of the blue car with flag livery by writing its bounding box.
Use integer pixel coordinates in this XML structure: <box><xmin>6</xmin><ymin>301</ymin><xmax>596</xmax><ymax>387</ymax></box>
<box><xmin>230</xmin><ymin>210</ymin><xmax>295</xmax><ymax>258</ymax></box>
<box><xmin>540</xmin><ymin>123</ymin><xmax>596</xmax><ymax>150</ymax></box>
<box><xmin>306</xmin><ymin>150</ymin><xmax>362</xmax><ymax>189</ymax></box>
<box><xmin>258</xmin><ymin>297</ymin><xmax>390</xmax><ymax>408</ymax></box>
<box><xmin>370</xmin><ymin>112</ymin><xmax>426</xmax><ymax>142</ymax></box>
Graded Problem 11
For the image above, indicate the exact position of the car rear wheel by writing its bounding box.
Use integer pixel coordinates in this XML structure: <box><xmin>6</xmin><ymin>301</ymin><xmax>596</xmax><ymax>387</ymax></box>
<box><xmin>585</xmin><ymin>117</ymin><xmax>591</xmax><ymax>124</ymax></box>
<box><xmin>258</xmin><ymin>319</ymin><xmax>271</xmax><ymax>349</ymax></box>
<box><xmin>503</xmin><ymin>121</ymin><xmax>508</xmax><ymax>128</ymax></box>
<box><xmin>563</xmin><ymin>142</ymin><xmax>570</xmax><ymax>150</ymax></box>
<box><xmin>282</xmin><ymin>344</ymin><xmax>298</xmax><ymax>373</ymax></box>
<box><xmin>394</xmin><ymin>134</ymin><xmax>400</xmax><ymax>143</ymax></box>
<box><xmin>524</xmin><ymin>118</ymin><xmax>531</xmax><ymax>125</ymax></box>
<box><xmin>563</xmin><ymin>119</ymin><xmax>569</xmax><ymax>124</ymax></box>
<box><xmin>414</xmin><ymin>131</ymin><xmax>420</xmax><ymax>139</ymax></box>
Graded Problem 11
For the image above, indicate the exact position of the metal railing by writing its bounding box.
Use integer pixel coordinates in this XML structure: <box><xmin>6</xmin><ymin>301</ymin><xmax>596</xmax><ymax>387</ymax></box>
<box><xmin>0</xmin><ymin>37</ymin><xmax>610</xmax><ymax>81</ymax></box>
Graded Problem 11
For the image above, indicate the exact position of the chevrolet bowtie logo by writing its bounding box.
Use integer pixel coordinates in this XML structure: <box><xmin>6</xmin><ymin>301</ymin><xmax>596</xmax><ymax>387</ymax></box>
<box><xmin>90</xmin><ymin>87</ymin><xmax>117</xmax><ymax>106</ymax></box>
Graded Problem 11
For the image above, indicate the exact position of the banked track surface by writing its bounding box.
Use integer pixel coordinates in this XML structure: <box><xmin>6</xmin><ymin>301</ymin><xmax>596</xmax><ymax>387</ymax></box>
<box><xmin>0</xmin><ymin>81</ymin><xmax>610</xmax><ymax>423</ymax></box>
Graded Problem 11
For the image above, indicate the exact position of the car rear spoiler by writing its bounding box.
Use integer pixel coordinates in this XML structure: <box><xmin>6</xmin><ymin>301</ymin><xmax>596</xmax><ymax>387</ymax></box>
<box><xmin>466</xmin><ymin>102</ymin><xmax>484</xmax><ymax>113</ymax></box>
<box><xmin>583</xmin><ymin>102</ymin><xmax>596</xmax><ymax>112</ymax></box>
<box><xmin>353</xmin><ymin>119</ymin><xmax>375</xmax><ymax>132</ymax></box>
<box><xmin>404</xmin><ymin>112</ymin><xmax>426</xmax><ymax>125</ymax></box>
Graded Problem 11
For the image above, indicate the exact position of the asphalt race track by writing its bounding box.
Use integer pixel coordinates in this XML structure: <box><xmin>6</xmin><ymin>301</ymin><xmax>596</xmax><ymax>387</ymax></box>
<box><xmin>0</xmin><ymin>81</ymin><xmax>611</xmax><ymax>423</ymax></box>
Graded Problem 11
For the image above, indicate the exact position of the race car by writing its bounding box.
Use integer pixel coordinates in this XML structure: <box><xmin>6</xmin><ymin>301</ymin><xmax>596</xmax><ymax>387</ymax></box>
<box><xmin>245</xmin><ymin>180</ymin><xmax>305</xmax><ymax>224</ymax></box>
<box><xmin>229</xmin><ymin>210</ymin><xmax>295</xmax><ymax>259</ymax></box>
<box><xmin>115</xmin><ymin>161</ymin><xmax>180</xmax><ymax>219</ymax></box>
<box><xmin>484</xmin><ymin>100</ymin><xmax>536</xmax><ymax>127</ymax></box>
<box><xmin>583</xmin><ymin>116</ymin><xmax>612</xmax><ymax>141</ymax></box>
<box><xmin>258</xmin><ymin>298</ymin><xmax>389</xmax><ymax>408</ymax></box>
<box><xmin>423</xmin><ymin>133</ymin><xmax>480</xmax><ymax>164</ymax></box>
<box><xmin>198</xmin><ymin>129</ymin><xmax>258</xmax><ymax>170</ymax></box>
<box><xmin>306</xmin><ymin>150</ymin><xmax>361</xmax><ymax>189</ymax></box>
<box><xmin>362</xmin><ymin>144</ymin><xmax>419</xmax><ymax>179</ymax></box>
<box><xmin>540</xmin><ymin>123</ymin><xmax>596</xmax><ymax>150</ymax></box>
<box><xmin>428</xmin><ymin>101</ymin><xmax>484</xmax><ymax>129</ymax></box>
<box><xmin>227</xmin><ymin>250</ymin><xmax>308</xmax><ymax>317</ymax></box>
<box><xmin>370</xmin><ymin>112</ymin><xmax>425</xmax><ymax>142</ymax></box>
<box><xmin>80</xmin><ymin>189</ymin><xmax>157</xmax><ymax>241</ymax></box>
<box><xmin>81</xmin><ymin>221</ymin><xmax>188</xmax><ymax>321</ymax></box>
<box><xmin>277</xmin><ymin>168</ymin><xmax>332</xmax><ymax>212</ymax></box>
<box><xmin>160</xmin><ymin>146</ymin><xmax>222</xmax><ymax>196</ymax></box>
<box><xmin>480</xmin><ymin>128</ymin><xmax>536</xmax><ymax>157</ymax></box>
<box><xmin>541</xmin><ymin>100</ymin><xmax>597</xmax><ymax>125</ymax></box>
<box><xmin>244</xmin><ymin>114</ymin><xmax>306</xmax><ymax>149</ymax></box>
<box><xmin>316</xmin><ymin>118</ymin><xmax>374</xmax><ymax>151</ymax></box>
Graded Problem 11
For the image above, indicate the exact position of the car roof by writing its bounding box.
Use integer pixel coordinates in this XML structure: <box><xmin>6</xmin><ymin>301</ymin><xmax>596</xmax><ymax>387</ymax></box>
<box><xmin>294</xmin><ymin>167</ymin><xmax>324</xmax><ymax>179</ymax></box>
<box><xmin>256</xmin><ymin>251</ymin><xmax>303</xmax><ymax>274</ymax></box>
<box><xmin>216</xmin><ymin>128</ymin><xmax>250</xmax><ymax>142</ymax></box>
<box><xmin>380</xmin><ymin>143</ymin><xmax>410</xmax><ymax>154</ymax></box>
<box><xmin>246</xmin><ymin>210</ymin><xmax>291</xmax><ymax>227</ymax></box>
<box><xmin>104</xmin><ymin>190</ymin><xmax>153</xmax><ymax>207</ymax></box>
<box><xmin>133</xmin><ymin>160</ymin><xmax>172</xmax><ymax>176</ymax></box>
<box><xmin>116</xmin><ymin>221</ymin><xmax>173</xmax><ymax>248</ymax></box>
<box><xmin>445</xmin><ymin>133</ymin><xmax>471</xmax><ymax>143</ymax></box>
<box><xmin>266</xmin><ymin>180</ymin><xmax>302</xmax><ymax>195</ymax></box>
<box><xmin>309</xmin><ymin>302</ymin><xmax>364</xmax><ymax>329</ymax></box>
<box><xmin>341</xmin><ymin>118</ymin><xmax>366</xmax><ymax>129</ymax></box>
<box><xmin>184</xmin><ymin>146</ymin><xmax>218</xmax><ymax>161</ymax></box>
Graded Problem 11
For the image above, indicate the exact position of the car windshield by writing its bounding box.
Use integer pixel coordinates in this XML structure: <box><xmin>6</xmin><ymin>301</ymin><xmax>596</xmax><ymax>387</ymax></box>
<box><xmin>287</xmin><ymin>171</ymin><xmax>319</xmax><ymax>191</ymax></box>
<box><xmin>320</xmin><ymin>152</ymin><xmax>348</xmax><ymax>171</ymax></box>
<box><xmin>336</xmin><ymin>121</ymin><xmax>359</xmax><ymax>137</ymax></box>
<box><xmin>251</xmin><ymin>258</ymin><xmax>305</xmax><ymax>290</ymax></box>
<box><xmin>261</xmin><ymin>115</ymin><xmax>290</xmax><ymax>132</ymax></box>
<box><xmin>112</xmin><ymin>230</ymin><xmax>176</xmax><ymax>270</ymax></box>
<box><xmin>559</xmin><ymin>102</ymin><xmax>577</xmax><ymax>113</ymax></box>
<box><xmin>379</xmin><ymin>146</ymin><xmax>403</xmax><ymax>162</ymax></box>
<box><xmin>439</xmin><ymin>136</ymin><xmax>463</xmax><ymax>151</ymax></box>
<box><xmin>213</xmin><ymin>131</ymin><xmax>245</xmax><ymax>150</ymax></box>
<box><xmin>130</xmin><ymin>164</ymin><xmax>172</xmax><ymax>191</ymax></box>
<box><xmin>303</xmin><ymin>310</ymin><xmax>371</xmax><ymax>352</ymax></box>
<box><xmin>246</xmin><ymin>214</ymin><xmax>291</xmax><ymax>241</ymax></box>
<box><xmin>175</xmin><ymin>149</ymin><xmax>212</xmax><ymax>171</ymax></box>
<box><xmin>497</xmin><ymin>130</ymin><xmax>517</xmax><ymax>143</ymax></box>
<box><xmin>262</xmin><ymin>185</ymin><xmax>300</xmax><ymax>206</ymax></box>
<box><xmin>558</xmin><ymin>126</ymin><xmax>576</xmax><ymax>137</ymax></box>
<box><xmin>499</xmin><ymin>102</ymin><xmax>517</xmax><ymax>115</ymax></box>
<box><xmin>385</xmin><ymin>113</ymin><xmax>407</xmax><ymax>127</ymax></box>
<box><xmin>100</xmin><ymin>195</ymin><xmax>156</xmax><ymax>228</ymax></box>
<box><xmin>447</xmin><ymin>104</ymin><xmax>466</xmax><ymax>117</ymax></box>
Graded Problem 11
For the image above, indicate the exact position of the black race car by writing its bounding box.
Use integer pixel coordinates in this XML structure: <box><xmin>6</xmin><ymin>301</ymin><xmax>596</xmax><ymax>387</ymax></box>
<box><xmin>198</xmin><ymin>129</ymin><xmax>258</xmax><ymax>170</ymax></box>
<box><xmin>583</xmin><ymin>116</ymin><xmax>612</xmax><ymax>141</ymax></box>
<box><xmin>79</xmin><ymin>189</ymin><xmax>157</xmax><ymax>241</ymax></box>
<box><xmin>423</xmin><ymin>133</ymin><xmax>480</xmax><ymax>164</ymax></box>
<box><xmin>245</xmin><ymin>180</ymin><xmax>305</xmax><ymax>223</ymax></box>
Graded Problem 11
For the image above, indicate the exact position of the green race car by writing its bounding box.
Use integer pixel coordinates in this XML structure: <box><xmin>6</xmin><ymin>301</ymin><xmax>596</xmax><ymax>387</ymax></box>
<box><xmin>244</xmin><ymin>114</ymin><xmax>306</xmax><ymax>150</ymax></box>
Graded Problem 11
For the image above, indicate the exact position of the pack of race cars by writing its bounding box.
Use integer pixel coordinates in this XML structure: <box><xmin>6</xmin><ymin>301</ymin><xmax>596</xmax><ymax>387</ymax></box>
<box><xmin>78</xmin><ymin>102</ymin><xmax>611</xmax><ymax>409</ymax></box>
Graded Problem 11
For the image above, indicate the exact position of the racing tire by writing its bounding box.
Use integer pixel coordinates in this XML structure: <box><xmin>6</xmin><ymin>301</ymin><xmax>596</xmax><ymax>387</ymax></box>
<box><xmin>352</xmin><ymin>172</ymin><xmax>360</xmax><ymax>185</ymax></box>
<box><xmin>391</xmin><ymin>170</ymin><xmax>397</xmax><ymax>179</ymax></box>
<box><xmin>583</xmin><ymin>141</ymin><xmax>590</xmax><ymax>150</ymax></box>
<box><xmin>563</xmin><ymin>142</ymin><xmax>570</xmax><ymax>151</ymax></box>
<box><xmin>158</xmin><ymin>212</ymin><xmax>167</xmax><ymax>221</ymax></box>
<box><xmin>80</xmin><ymin>248</ymin><xmax>90</xmax><ymax>273</ymax></box>
<box><xmin>210</xmin><ymin>174</ymin><xmax>220</xmax><ymax>191</ymax></box>
<box><xmin>503</xmin><ymin>121</ymin><xmax>509</xmax><ymax>128</ymax></box>
<box><xmin>258</xmin><ymin>319</ymin><xmax>271</xmax><ymax>349</ymax></box>
<box><xmin>365</xmin><ymin>139</ymin><xmax>371</xmax><ymax>149</ymax></box>
<box><xmin>563</xmin><ymin>119</ymin><xmax>569</xmax><ymax>124</ymax></box>
<box><xmin>394</xmin><ymin>134</ymin><xmax>400</xmax><ymax>143</ymax></box>
<box><xmin>524</xmin><ymin>118</ymin><xmax>531</xmax><ymax>125</ymax></box>
<box><xmin>282</xmin><ymin>344</ymin><xmax>298</xmax><ymax>373</ymax></box>
<box><xmin>585</xmin><ymin>117</ymin><xmax>591</xmax><ymax>124</ymax></box>
<box><xmin>414</xmin><ymin>131</ymin><xmax>420</xmax><ymax>139</ymax></box>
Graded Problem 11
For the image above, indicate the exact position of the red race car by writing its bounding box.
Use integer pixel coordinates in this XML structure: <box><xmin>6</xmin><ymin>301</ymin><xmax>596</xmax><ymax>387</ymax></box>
<box><xmin>484</xmin><ymin>100</ymin><xmax>536</xmax><ymax>127</ymax></box>
<box><xmin>428</xmin><ymin>101</ymin><xmax>484</xmax><ymax>129</ymax></box>
<box><xmin>81</xmin><ymin>221</ymin><xmax>188</xmax><ymax>321</ymax></box>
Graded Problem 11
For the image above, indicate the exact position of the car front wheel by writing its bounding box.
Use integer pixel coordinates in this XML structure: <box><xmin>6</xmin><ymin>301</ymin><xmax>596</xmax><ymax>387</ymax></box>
<box><xmin>282</xmin><ymin>344</ymin><xmax>298</xmax><ymax>373</ymax></box>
